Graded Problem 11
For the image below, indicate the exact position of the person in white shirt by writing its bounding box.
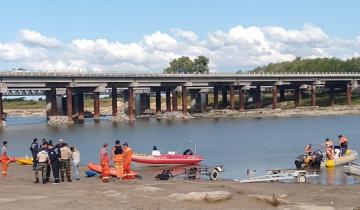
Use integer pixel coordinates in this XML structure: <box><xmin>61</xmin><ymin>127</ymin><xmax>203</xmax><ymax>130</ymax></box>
<box><xmin>152</xmin><ymin>146</ymin><xmax>161</xmax><ymax>156</ymax></box>
<box><xmin>70</xmin><ymin>147</ymin><xmax>80</xmax><ymax>181</ymax></box>
<box><xmin>34</xmin><ymin>145</ymin><xmax>49</xmax><ymax>184</ymax></box>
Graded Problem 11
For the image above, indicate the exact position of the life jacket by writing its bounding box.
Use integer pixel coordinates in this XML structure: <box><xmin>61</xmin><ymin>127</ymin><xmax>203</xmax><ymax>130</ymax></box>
<box><xmin>114</xmin><ymin>154</ymin><xmax>123</xmax><ymax>163</ymax></box>
<box><xmin>123</xmin><ymin>147</ymin><xmax>133</xmax><ymax>162</ymax></box>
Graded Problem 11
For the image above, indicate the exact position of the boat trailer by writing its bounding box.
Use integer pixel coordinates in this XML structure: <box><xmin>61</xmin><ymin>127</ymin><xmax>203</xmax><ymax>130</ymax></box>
<box><xmin>237</xmin><ymin>169</ymin><xmax>319</xmax><ymax>183</ymax></box>
<box><xmin>155</xmin><ymin>165</ymin><xmax>224</xmax><ymax>181</ymax></box>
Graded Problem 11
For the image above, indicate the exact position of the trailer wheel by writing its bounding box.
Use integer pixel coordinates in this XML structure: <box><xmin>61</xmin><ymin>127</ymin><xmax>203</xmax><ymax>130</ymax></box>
<box><xmin>297</xmin><ymin>173</ymin><xmax>306</xmax><ymax>183</ymax></box>
<box><xmin>210</xmin><ymin>169</ymin><xmax>219</xmax><ymax>181</ymax></box>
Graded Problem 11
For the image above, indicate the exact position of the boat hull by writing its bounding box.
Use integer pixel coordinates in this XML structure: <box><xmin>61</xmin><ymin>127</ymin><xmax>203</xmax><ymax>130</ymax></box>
<box><xmin>131</xmin><ymin>153</ymin><xmax>203</xmax><ymax>165</ymax></box>
<box><xmin>343</xmin><ymin>163</ymin><xmax>360</xmax><ymax>176</ymax></box>
<box><xmin>321</xmin><ymin>150</ymin><xmax>358</xmax><ymax>168</ymax></box>
<box><xmin>87</xmin><ymin>163</ymin><xmax>137</xmax><ymax>179</ymax></box>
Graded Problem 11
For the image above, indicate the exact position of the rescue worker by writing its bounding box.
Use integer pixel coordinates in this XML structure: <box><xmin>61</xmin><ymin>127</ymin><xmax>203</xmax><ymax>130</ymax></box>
<box><xmin>30</xmin><ymin>138</ymin><xmax>39</xmax><ymax>171</ymax></box>
<box><xmin>338</xmin><ymin>135</ymin><xmax>348</xmax><ymax>157</ymax></box>
<box><xmin>70</xmin><ymin>147</ymin><xmax>80</xmax><ymax>181</ymax></box>
<box><xmin>1</xmin><ymin>141</ymin><xmax>9</xmax><ymax>177</ymax></box>
<box><xmin>59</xmin><ymin>142</ymin><xmax>72</xmax><ymax>182</ymax></box>
<box><xmin>34</xmin><ymin>144</ymin><xmax>49</xmax><ymax>184</ymax></box>
<box><xmin>113</xmin><ymin>141</ymin><xmax>124</xmax><ymax>179</ymax></box>
<box><xmin>47</xmin><ymin>141</ymin><xmax>60</xmax><ymax>184</ymax></box>
<box><xmin>122</xmin><ymin>142</ymin><xmax>133</xmax><ymax>174</ymax></box>
<box><xmin>110</xmin><ymin>140</ymin><xmax>121</xmax><ymax>164</ymax></box>
<box><xmin>100</xmin><ymin>143</ymin><xmax>110</xmax><ymax>183</ymax></box>
<box><xmin>304</xmin><ymin>144</ymin><xmax>312</xmax><ymax>156</ymax></box>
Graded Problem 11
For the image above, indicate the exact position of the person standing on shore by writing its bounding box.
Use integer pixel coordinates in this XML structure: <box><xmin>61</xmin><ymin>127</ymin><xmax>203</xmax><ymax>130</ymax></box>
<box><xmin>47</xmin><ymin>141</ymin><xmax>60</xmax><ymax>184</ymax></box>
<box><xmin>59</xmin><ymin>142</ymin><xmax>72</xmax><ymax>182</ymax></box>
<box><xmin>70</xmin><ymin>147</ymin><xmax>80</xmax><ymax>181</ymax></box>
<box><xmin>113</xmin><ymin>141</ymin><xmax>124</xmax><ymax>179</ymax></box>
<box><xmin>30</xmin><ymin>138</ymin><xmax>39</xmax><ymax>172</ymax></box>
<box><xmin>34</xmin><ymin>145</ymin><xmax>49</xmax><ymax>184</ymax></box>
<box><xmin>100</xmin><ymin>143</ymin><xmax>110</xmax><ymax>183</ymax></box>
<box><xmin>122</xmin><ymin>142</ymin><xmax>133</xmax><ymax>174</ymax></box>
<box><xmin>1</xmin><ymin>141</ymin><xmax>9</xmax><ymax>177</ymax></box>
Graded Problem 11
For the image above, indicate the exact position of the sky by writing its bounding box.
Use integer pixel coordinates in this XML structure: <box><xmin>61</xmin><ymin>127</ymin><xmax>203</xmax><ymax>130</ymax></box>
<box><xmin>0</xmin><ymin>0</ymin><xmax>360</xmax><ymax>72</ymax></box>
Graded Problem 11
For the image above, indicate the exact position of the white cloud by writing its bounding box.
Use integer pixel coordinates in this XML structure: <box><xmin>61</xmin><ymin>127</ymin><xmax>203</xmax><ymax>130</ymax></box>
<box><xmin>0</xmin><ymin>24</ymin><xmax>359</xmax><ymax>72</ymax></box>
<box><xmin>18</xmin><ymin>29</ymin><xmax>62</xmax><ymax>48</ymax></box>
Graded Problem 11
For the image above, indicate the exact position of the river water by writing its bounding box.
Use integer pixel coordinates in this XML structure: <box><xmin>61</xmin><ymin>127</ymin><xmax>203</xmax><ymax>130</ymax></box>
<box><xmin>1</xmin><ymin>115</ymin><xmax>359</xmax><ymax>185</ymax></box>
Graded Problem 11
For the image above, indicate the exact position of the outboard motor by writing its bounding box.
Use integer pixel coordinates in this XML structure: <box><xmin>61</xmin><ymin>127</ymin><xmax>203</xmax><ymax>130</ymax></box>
<box><xmin>294</xmin><ymin>155</ymin><xmax>306</xmax><ymax>170</ymax></box>
<box><xmin>183</xmin><ymin>149</ymin><xmax>193</xmax><ymax>155</ymax></box>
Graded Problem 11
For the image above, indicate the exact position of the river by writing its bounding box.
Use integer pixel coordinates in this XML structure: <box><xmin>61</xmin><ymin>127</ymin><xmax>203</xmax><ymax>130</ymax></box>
<box><xmin>1</xmin><ymin>115</ymin><xmax>359</xmax><ymax>185</ymax></box>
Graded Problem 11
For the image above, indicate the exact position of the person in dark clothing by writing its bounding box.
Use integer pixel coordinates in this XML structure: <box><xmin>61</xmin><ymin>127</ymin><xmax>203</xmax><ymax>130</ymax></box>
<box><xmin>47</xmin><ymin>141</ymin><xmax>61</xmax><ymax>184</ymax></box>
<box><xmin>44</xmin><ymin>141</ymin><xmax>51</xmax><ymax>182</ymax></box>
<box><xmin>30</xmin><ymin>138</ymin><xmax>39</xmax><ymax>171</ymax></box>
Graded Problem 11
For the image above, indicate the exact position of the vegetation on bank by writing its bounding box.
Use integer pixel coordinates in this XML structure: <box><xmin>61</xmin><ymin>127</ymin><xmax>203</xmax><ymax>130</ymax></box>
<box><xmin>249</xmin><ymin>57</ymin><xmax>360</xmax><ymax>73</ymax></box>
<box><xmin>163</xmin><ymin>55</ymin><xmax>209</xmax><ymax>73</ymax></box>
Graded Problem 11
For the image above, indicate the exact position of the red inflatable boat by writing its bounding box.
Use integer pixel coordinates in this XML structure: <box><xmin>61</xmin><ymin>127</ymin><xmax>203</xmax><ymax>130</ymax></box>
<box><xmin>131</xmin><ymin>153</ymin><xmax>203</xmax><ymax>166</ymax></box>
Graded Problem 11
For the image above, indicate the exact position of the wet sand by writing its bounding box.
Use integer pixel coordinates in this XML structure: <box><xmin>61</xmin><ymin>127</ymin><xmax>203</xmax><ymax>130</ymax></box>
<box><xmin>0</xmin><ymin>164</ymin><xmax>359</xmax><ymax>210</ymax></box>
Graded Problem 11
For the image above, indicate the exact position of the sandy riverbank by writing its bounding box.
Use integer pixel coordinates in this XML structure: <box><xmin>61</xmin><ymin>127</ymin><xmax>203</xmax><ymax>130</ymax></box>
<box><xmin>0</xmin><ymin>164</ymin><xmax>359</xmax><ymax>210</ymax></box>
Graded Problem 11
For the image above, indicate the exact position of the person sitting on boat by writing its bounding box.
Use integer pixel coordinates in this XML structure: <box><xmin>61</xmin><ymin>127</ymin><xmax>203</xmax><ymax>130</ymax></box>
<box><xmin>152</xmin><ymin>146</ymin><xmax>161</xmax><ymax>156</ymax></box>
<box><xmin>323</xmin><ymin>138</ymin><xmax>334</xmax><ymax>149</ymax></box>
<box><xmin>338</xmin><ymin>135</ymin><xmax>348</xmax><ymax>157</ymax></box>
<box><xmin>304</xmin><ymin>144</ymin><xmax>312</xmax><ymax>156</ymax></box>
<box><xmin>183</xmin><ymin>149</ymin><xmax>193</xmax><ymax>155</ymax></box>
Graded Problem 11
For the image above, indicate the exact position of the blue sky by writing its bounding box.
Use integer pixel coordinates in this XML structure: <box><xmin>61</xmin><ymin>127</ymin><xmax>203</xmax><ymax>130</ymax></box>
<box><xmin>0</xmin><ymin>0</ymin><xmax>359</xmax><ymax>72</ymax></box>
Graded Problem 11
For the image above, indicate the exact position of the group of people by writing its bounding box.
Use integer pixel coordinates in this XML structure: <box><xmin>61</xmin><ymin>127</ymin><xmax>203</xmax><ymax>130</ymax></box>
<box><xmin>99</xmin><ymin>140</ymin><xmax>133</xmax><ymax>182</ymax></box>
<box><xmin>304</xmin><ymin>134</ymin><xmax>349</xmax><ymax>160</ymax></box>
<box><xmin>30</xmin><ymin>138</ymin><xmax>80</xmax><ymax>184</ymax></box>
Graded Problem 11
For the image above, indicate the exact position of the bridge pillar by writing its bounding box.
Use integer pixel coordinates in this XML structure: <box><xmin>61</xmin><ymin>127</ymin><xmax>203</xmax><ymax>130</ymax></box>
<box><xmin>155</xmin><ymin>89</ymin><xmax>161</xmax><ymax>114</ymax></box>
<box><xmin>45</xmin><ymin>91</ymin><xmax>51</xmax><ymax>119</ymax></box>
<box><xmin>239</xmin><ymin>88</ymin><xmax>245</xmax><ymax>112</ymax></box>
<box><xmin>66</xmin><ymin>87</ymin><xmax>73</xmax><ymax>123</ymax></box>
<box><xmin>347</xmin><ymin>83</ymin><xmax>352</xmax><ymax>105</ymax></box>
<box><xmin>172</xmin><ymin>91</ymin><xmax>178</xmax><ymax>111</ymax></box>
<box><xmin>255</xmin><ymin>85</ymin><xmax>261</xmax><ymax>109</ymax></box>
<box><xmin>135</xmin><ymin>93</ymin><xmax>150</xmax><ymax>115</ymax></box>
<box><xmin>272</xmin><ymin>85</ymin><xmax>278</xmax><ymax>109</ymax></box>
<box><xmin>294</xmin><ymin>86</ymin><xmax>302</xmax><ymax>107</ymax></box>
<box><xmin>213</xmin><ymin>86</ymin><xmax>219</xmax><ymax>109</ymax></box>
<box><xmin>222</xmin><ymin>88</ymin><xmax>228</xmax><ymax>108</ymax></box>
<box><xmin>311</xmin><ymin>84</ymin><xmax>317</xmax><ymax>106</ymax></box>
<box><xmin>50</xmin><ymin>88</ymin><xmax>57</xmax><ymax>116</ymax></box>
<box><xmin>93</xmin><ymin>92</ymin><xmax>100</xmax><ymax>121</ymax></box>
<box><xmin>190</xmin><ymin>90</ymin><xmax>197</xmax><ymax>112</ymax></box>
<box><xmin>166</xmin><ymin>89</ymin><xmax>171</xmax><ymax>112</ymax></box>
<box><xmin>329</xmin><ymin>86</ymin><xmax>335</xmax><ymax>106</ymax></box>
<box><xmin>196</xmin><ymin>92</ymin><xmax>207</xmax><ymax>113</ymax></box>
<box><xmin>279</xmin><ymin>87</ymin><xmax>285</xmax><ymax>102</ymax></box>
<box><xmin>182</xmin><ymin>86</ymin><xmax>187</xmax><ymax>115</ymax></box>
<box><xmin>0</xmin><ymin>93</ymin><xmax>3</xmax><ymax>125</ymax></box>
<box><xmin>77</xmin><ymin>93</ymin><xmax>84</xmax><ymax>121</ymax></box>
<box><xmin>128</xmin><ymin>87</ymin><xmax>134</xmax><ymax>120</ymax></box>
<box><xmin>112</xmin><ymin>87</ymin><xmax>117</xmax><ymax>116</ymax></box>
<box><xmin>229</xmin><ymin>86</ymin><xmax>235</xmax><ymax>110</ymax></box>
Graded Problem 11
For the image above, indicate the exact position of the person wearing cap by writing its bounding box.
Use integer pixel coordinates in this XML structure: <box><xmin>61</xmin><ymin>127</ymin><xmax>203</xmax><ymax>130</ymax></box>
<box><xmin>112</xmin><ymin>140</ymin><xmax>124</xmax><ymax>179</ymax></box>
<box><xmin>34</xmin><ymin>144</ymin><xmax>49</xmax><ymax>184</ymax></box>
<box><xmin>100</xmin><ymin>143</ymin><xmax>110</xmax><ymax>183</ymax></box>
<box><xmin>30</xmin><ymin>138</ymin><xmax>39</xmax><ymax>171</ymax></box>
<box><xmin>1</xmin><ymin>141</ymin><xmax>9</xmax><ymax>177</ymax></box>
<box><xmin>122</xmin><ymin>142</ymin><xmax>133</xmax><ymax>174</ymax></box>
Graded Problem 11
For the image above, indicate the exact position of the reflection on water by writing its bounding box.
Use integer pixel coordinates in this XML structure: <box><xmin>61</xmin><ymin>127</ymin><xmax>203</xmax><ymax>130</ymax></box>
<box><xmin>1</xmin><ymin>115</ymin><xmax>360</xmax><ymax>185</ymax></box>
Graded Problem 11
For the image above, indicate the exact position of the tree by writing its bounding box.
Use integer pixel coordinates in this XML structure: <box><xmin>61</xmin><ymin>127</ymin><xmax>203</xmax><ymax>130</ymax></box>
<box><xmin>163</xmin><ymin>55</ymin><xmax>210</xmax><ymax>73</ymax></box>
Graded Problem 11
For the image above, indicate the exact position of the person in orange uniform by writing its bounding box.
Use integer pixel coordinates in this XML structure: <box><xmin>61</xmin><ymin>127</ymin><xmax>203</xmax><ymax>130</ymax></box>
<box><xmin>113</xmin><ymin>140</ymin><xmax>124</xmax><ymax>179</ymax></box>
<box><xmin>1</xmin><ymin>141</ymin><xmax>10</xmax><ymax>177</ymax></box>
<box><xmin>338</xmin><ymin>135</ymin><xmax>348</xmax><ymax>157</ymax></box>
<box><xmin>122</xmin><ymin>142</ymin><xmax>133</xmax><ymax>175</ymax></box>
<box><xmin>99</xmin><ymin>143</ymin><xmax>110</xmax><ymax>183</ymax></box>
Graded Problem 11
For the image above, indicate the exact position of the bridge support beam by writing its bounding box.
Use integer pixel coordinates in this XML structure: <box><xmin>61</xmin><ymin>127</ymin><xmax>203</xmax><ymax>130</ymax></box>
<box><xmin>311</xmin><ymin>84</ymin><xmax>317</xmax><ymax>106</ymax></box>
<box><xmin>155</xmin><ymin>89</ymin><xmax>161</xmax><ymax>114</ymax></box>
<box><xmin>229</xmin><ymin>86</ymin><xmax>235</xmax><ymax>110</ymax></box>
<box><xmin>166</xmin><ymin>89</ymin><xmax>171</xmax><ymax>112</ymax></box>
<box><xmin>50</xmin><ymin>88</ymin><xmax>57</xmax><ymax>116</ymax></box>
<box><xmin>294</xmin><ymin>86</ymin><xmax>302</xmax><ymax>107</ymax></box>
<box><xmin>222</xmin><ymin>88</ymin><xmax>228</xmax><ymax>108</ymax></box>
<box><xmin>347</xmin><ymin>83</ymin><xmax>352</xmax><ymax>105</ymax></box>
<box><xmin>172</xmin><ymin>91</ymin><xmax>178</xmax><ymax>111</ymax></box>
<box><xmin>255</xmin><ymin>85</ymin><xmax>261</xmax><ymax>109</ymax></box>
<box><xmin>93</xmin><ymin>92</ymin><xmax>100</xmax><ymax>121</ymax></box>
<box><xmin>329</xmin><ymin>86</ymin><xmax>335</xmax><ymax>106</ymax></box>
<box><xmin>239</xmin><ymin>89</ymin><xmax>245</xmax><ymax>112</ymax></box>
<box><xmin>272</xmin><ymin>85</ymin><xmax>278</xmax><ymax>109</ymax></box>
<box><xmin>66</xmin><ymin>87</ymin><xmax>73</xmax><ymax>123</ymax></box>
<box><xmin>77</xmin><ymin>93</ymin><xmax>84</xmax><ymax>121</ymax></box>
<box><xmin>190</xmin><ymin>90</ymin><xmax>197</xmax><ymax>112</ymax></box>
<box><xmin>112</xmin><ymin>87</ymin><xmax>117</xmax><ymax>116</ymax></box>
<box><xmin>280</xmin><ymin>87</ymin><xmax>285</xmax><ymax>102</ymax></box>
<box><xmin>0</xmin><ymin>93</ymin><xmax>3</xmax><ymax>125</ymax></box>
<box><xmin>213</xmin><ymin>86</ymin><xmax>219</xmax><ymax>109</ymax></box>
<box><xmin>128</xmin><ymin>87</ymin><xmax>134</xmax><ymax>120</ymax></box>
<box><xmin>182</xmin><ymin>86</ymin><xmax>187</xmax><ymax>115</ymax></box>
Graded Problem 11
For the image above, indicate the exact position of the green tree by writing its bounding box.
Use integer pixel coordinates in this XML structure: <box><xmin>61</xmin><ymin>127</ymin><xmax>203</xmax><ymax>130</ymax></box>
<box><xmin>163</xmin><ymin>55</ymin><xmax>210</xmax><ymax>73</ymax></box>
<box><xmin>193</xmin><ymin>55</ymin><xmax>209</xmax><ymax>73</ymax></box>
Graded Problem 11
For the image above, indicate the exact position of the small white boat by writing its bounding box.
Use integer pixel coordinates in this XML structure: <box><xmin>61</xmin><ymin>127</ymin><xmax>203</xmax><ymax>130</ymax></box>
<box><xmin>321</xmin><ymin>150</ymin><xmax>358</xmax><ymax>168</ymax></box>
<box><xmin>343</xmin><ymin>162</ymin><xmax>360</xmax><ymax>176</ymax></box>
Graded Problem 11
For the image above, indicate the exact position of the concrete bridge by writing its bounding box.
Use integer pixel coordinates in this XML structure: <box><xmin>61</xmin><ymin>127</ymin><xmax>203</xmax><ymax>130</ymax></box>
<box><xmin>0</xmin><ymin>71</ymin><xmax>359</xmax><ymax>123</ymax></box>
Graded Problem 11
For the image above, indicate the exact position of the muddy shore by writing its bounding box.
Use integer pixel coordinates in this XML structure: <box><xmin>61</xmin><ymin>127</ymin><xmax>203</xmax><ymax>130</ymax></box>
<box><xmin>0</xmin><ymin>164</ymin><xmax>359</xmax><ymax>210</ymax></box>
